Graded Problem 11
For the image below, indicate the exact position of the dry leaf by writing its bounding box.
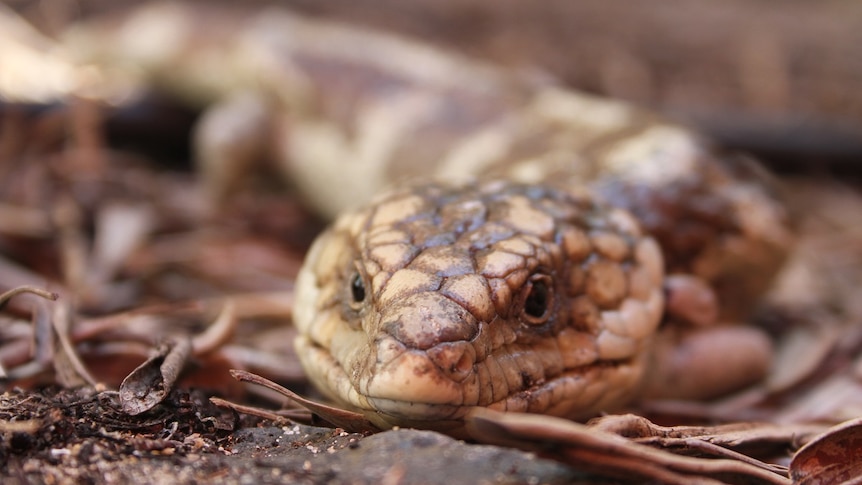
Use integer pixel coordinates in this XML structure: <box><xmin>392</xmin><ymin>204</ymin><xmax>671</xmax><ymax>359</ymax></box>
<box><xmin>790</xmin><ymin>417</ymin><xmax>862</xmax><ymax>485</ymax></box>
<box><xmin>119</xmin><ymin>337</ymin><xmax>192</xmax><ymax>415</ymax></box>
<box><xmin>591</xmin><ymin>413</ymin><xmax>823</xmax><ymax>461</ymax></box>
<box><xmin>466</xmin><ymin>408</ymin><xmax>791</xmax><ymax>485</ymax></box>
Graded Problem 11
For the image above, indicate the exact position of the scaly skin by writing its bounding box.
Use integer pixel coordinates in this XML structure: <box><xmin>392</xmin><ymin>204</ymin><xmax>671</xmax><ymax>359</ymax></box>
<box><xmin>292</xmin><ymin>162</ymin><xmax>787</xmax><ymax>434</ymax></box>
<box><xmin>294</xmin><ymin>181</ymin><xmax>665</xmax><ymax>432</ymax></box>
<box><xmin>59</xmin><ymin>3</ymin><xmax>793</xmax><ymax>434</ymax></box>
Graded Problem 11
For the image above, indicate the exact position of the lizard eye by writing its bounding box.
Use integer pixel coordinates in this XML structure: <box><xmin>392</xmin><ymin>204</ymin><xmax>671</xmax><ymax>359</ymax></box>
<box><xmin>342</xmin><ymin>265</ymin><xmax>369</xmax><ymax>327</ymax></box>
<box><xmin>520</xmin><ymin>273</ymin><xmax>554</xmax><ymax>325</ymax></box>
<box><xmin>349</xmin><ymin>271</ymin><xmax>366</xmax><ymax>306</ymax></box>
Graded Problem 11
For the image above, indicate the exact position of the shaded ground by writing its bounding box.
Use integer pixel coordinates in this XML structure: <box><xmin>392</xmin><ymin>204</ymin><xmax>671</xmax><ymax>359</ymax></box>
<box><xmin>1</xmin><ymin>388</ymin><xmax>586</xmax><ymax>485</ymax></box>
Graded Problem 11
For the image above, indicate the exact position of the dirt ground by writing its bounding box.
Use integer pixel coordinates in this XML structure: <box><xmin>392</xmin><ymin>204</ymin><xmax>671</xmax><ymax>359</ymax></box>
<box><xmin>1</xmin><ymin>387</ymin><xmax>590</xmax><ymax>484</ymax></box>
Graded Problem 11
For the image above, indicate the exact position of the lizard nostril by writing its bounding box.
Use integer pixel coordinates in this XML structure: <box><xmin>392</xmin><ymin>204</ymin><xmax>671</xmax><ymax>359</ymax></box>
<box><xmin>427</xmin><ymin>341</ymin><xmax>476</xmax><ymax>383</ymax></box>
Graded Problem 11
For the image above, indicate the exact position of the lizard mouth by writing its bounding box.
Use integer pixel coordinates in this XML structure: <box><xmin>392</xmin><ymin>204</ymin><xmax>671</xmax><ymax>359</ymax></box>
<box><xmin>294</xmin><ymin>332</ymin><xmax>646</xmax><ymax>431</ymax></box>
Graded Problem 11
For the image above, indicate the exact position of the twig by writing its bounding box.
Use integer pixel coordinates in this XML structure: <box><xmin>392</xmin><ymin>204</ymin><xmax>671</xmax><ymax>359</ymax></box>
<box><xmin>0</xmin><ymin>285</ymin><xmax>58</xmax><ymax>310</ymax></box>
<box><xmin>209</xmin><ymin>396</ymin><xmax>290</xmax><ymax>424</ymax></box>
<box><xmin>191</xmin><ymin>300</ymin><xmax>237</xmax><ymax>355</ymax></box>
<box><xmin>52</xmin><ymin>303</ymin><xmax>98</xmax><ymax>387</ymax></box>
<box><xmin>230</xmin><ymin>369</ymin><xmax>379</xmax><ymax>433</ymax></box>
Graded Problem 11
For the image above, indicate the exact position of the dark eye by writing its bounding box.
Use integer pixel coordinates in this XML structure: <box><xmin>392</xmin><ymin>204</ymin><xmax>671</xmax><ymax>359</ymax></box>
<box><xmin>521</xmin><ymin>274</ymin><xmax>553</xmax><ymax>325</ymax></box>
<box><xmin>350</xmin><ymin>271</ymin><xmax>366</xmax><ymax>305</ymax></box>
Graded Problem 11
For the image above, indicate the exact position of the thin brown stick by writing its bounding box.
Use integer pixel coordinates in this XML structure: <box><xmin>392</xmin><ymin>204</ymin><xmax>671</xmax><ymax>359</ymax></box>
<box><xmin>52</xmin><ymin>303</ymin><xmax>97</xmax><ymax>387</ymax></box>
<box><xmin>0</xmin><ymin>286</ymin><xmax>58</xmax><ymax>308</ymax></box>
<box><xmin>209</xmin><ymin>397</ymin><xmax>290</xmax><ymax>424</ymax></box>
<box><xmin>230</xmin><ymin>369</ymin><xmax>379</xmax><ymax>433</ymax></box>
<box><xmin>191</xmin><ymin>300</ymin><xmax>237</xmax><ymax>355</ymax></box>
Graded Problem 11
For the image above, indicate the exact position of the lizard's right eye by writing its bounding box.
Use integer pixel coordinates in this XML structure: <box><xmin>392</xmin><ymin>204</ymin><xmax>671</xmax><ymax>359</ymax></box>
<box><xmin>349</xmin><ymin>271</ymin><xmax>366</xmax><ymax>305</ymax></box>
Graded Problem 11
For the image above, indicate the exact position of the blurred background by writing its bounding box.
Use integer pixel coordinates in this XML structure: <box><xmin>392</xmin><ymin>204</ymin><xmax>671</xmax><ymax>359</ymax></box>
<box><xmin>6</xmin><ymin>0</ymin><xmax>862</xmax><ymax>170</ymax></box>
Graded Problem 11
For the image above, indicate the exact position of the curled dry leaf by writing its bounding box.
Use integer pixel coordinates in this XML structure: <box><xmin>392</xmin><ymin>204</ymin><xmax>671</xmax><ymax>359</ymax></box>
<box><xmin>119</xmin><ymin>337</ymin><xmax>192</xmax><ymax>415</ymax></box>
<box><xmin>790</xmin><ymin>417</ymin><xmax>862</xmax><ymax>485</ymax></box>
